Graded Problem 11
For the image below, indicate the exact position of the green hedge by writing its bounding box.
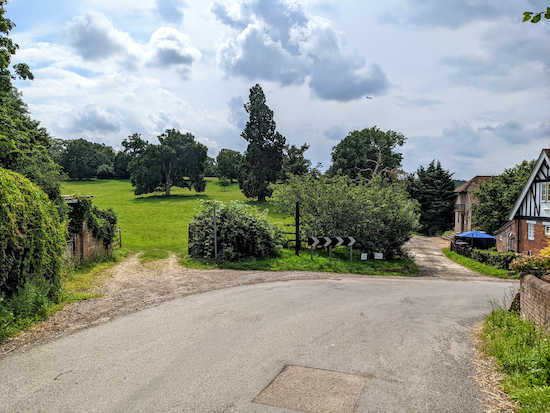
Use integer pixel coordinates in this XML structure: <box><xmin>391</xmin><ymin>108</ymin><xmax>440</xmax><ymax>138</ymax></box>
<box><xmin>470</xmin><ymin>249</ymin><xmax>515</xmax><ymax>270</ymax></box>
<box><xmin>188</xmin><ymin>200</ymin><xmax>284</xmax><ymax>262</ymax></box>
<box><xmin>0</xmin><ymin>168</ymin><xmax>65</xmax><ymax>299</ymax></box>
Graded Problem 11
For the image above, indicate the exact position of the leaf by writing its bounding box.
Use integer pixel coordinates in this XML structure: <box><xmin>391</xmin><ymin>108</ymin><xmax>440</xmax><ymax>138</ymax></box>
<box><xmin>523</xmin><ymin>12</ymin><xmax>533</xmax><ymax>22</ymax></box>
<box><xmin>545</xmin><ymin>7</ymin><xmax>550</xmax><ymax>19</ymax></box>
<box><xmin>532</xmin><ymin>13</ymin><xmax>542</xmax><ymax>23</ymax></box>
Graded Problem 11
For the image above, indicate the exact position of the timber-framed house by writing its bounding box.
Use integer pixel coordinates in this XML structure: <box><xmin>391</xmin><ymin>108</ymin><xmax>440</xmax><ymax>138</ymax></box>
<box><xmin>495</xmin><ymin>149</ymin><xmax>550</xmax><ymax>254</ymax></box>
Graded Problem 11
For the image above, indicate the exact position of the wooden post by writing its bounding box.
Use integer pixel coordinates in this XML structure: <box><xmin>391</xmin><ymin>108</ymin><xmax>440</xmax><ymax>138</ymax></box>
<box><xmin>295</xmin><ymin>202</ymin><xmax>300</xmax><ymax>256</ymax></box>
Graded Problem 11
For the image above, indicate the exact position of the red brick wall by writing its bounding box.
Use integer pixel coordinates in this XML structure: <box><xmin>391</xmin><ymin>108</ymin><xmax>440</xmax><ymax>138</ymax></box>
<box><xmin>521</xmin><ymin>275</ymin><xmax>550</xmax><ymax>335</ymax></box>
<box><xmin>495</xmin><ymin>221</ymin><xmax>515</xmax><ymax>252</ymax></box>
<box><xmin>517</xmin><ymin>220</ymin><xmax>549</xmax><ymax>255</ymax></box>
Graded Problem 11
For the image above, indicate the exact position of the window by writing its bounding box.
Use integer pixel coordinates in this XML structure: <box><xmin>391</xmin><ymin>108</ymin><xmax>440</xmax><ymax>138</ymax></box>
<box><xmin>543</xmin><ymin>182</ymin><xmax>550</xmax><ymax>202</ymax></box>
<box><xmin>499</xmin><ymin>234</ymin><xmax>503</xmax><ymax>241</ymax></box>
<box><xmin>527</xmin><ymin>221</ymin><xmax>535</xmax><ymax>241</ymax></box>
<box><xmin>544</xmin><ymin>222</ymin><xmax>550</xmax><ymax>236</ymax></box>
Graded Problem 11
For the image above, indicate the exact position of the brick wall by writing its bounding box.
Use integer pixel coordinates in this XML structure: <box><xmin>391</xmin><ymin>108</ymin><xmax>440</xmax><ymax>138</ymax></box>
<box><xmin>517</xmin><ymin>220</ymin><xmax>549</xmax><ymax>255</ymax></box>
<box><xmin>74</xmin><ymin>220</ymin><xmax>106</xmax><ymax>260</ymax></box>
<box><xmin>521</xmin><ymin>275</ymin><xmax>550</xmax><ymax>335</ymax></box>
<box><xmin>495</xmin><ymin>221</ymin><xmax>515</xmax><ymax>252</ymax></box>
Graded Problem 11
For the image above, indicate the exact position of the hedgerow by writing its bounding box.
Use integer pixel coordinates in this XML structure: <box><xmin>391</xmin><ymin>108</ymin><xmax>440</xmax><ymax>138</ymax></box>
<box><xmin>0</xmin><ymin>168</ymin><xmax>65</xmax><ymax>300</ymax></box>
<box><xmin>188</xmin><ymin>200</ymin><xmax>284</xmax><ymax>262</ymax></box>
<box><xmin>470</xmin><ymin>249</ymin><xmax>516</xmax><ymax>270</ymax></box>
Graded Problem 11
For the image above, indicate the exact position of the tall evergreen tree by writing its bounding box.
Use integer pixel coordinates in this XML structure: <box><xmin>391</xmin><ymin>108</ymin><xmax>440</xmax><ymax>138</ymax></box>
<box><xmin>407</xmin><ymin>160</ymin><xmax>455</xmax><ymax>235</ymax></box>
<box><xmin>239</xmin><ymin>84</ymin><xmax>286</xmax><ymax>201</ymax></box>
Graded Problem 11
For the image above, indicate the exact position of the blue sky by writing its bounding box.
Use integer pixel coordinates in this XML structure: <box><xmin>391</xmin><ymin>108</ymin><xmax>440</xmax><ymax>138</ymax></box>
<box><xmin>8</xmin><ymin>0</ymin><xmax>550</xmax><ymax>179</ymax></box>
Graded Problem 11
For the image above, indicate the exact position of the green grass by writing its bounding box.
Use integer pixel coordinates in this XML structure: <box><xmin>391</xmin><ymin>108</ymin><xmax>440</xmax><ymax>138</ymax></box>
<box><xmin>482</xmin><ymin>309</ymin><xmax>550</xmax><ymax>412</ymax></box>
<box><xmin>181</xmin><ymin>247</ymin><xmax>418</xmax><ymax>276</ymax></box>
<box><xmin>442</xmin><ymin>248</ymin><xmax>516</xmax><ymax>279</ymax></box>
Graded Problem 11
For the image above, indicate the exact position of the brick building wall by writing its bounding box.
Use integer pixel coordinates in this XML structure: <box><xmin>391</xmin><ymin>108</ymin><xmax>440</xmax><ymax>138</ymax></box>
<box><xmin>521</xmin><ymin>275</ymin><xmax>550</xmax><ymax>335</ymax></box>
<box><xmin>74</xmin><ymin>220</ymin><xmax>106</xmax><ymax>260</ymax></box>
<box><xmin>517</xmin><ymin>220</ymin><xmax>550</xmax><ymax>255</ymax></box>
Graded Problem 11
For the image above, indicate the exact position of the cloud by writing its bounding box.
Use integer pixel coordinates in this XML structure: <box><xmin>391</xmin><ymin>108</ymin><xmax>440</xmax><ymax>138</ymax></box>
<box><xmin>395</xmin><ymin>95</ymin><xmax>443</xmax><ymax>107</ymax></box>
<box><xmin>68</xmin><ymin>103</ymin><xmax>122</xmax><ymax>134</ymax></box>
<box><xmin>228</xmin><ymin>96</ymin><xmax>247</xmax><ymax>130</ymax></box>
<box><xmin>147</xmin><ymin>27</ymin><xmax>202</xmax><ymax>78</ymax></box>
<box><xmin>155</xmin><ymin>0</ymin><xmax>186</xmax><ymax>24</ymax></box>
<box><xmin>214</xmin><ymin>0</ymin><xmax>390</xmax><ymax>102</ymax></box>
<box><xmin>61</xmin><ymin>12</ymin><xmax>132</xmax><ymax>61</ymax></box>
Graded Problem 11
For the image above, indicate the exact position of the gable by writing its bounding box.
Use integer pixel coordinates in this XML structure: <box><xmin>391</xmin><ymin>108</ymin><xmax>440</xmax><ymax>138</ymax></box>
<box><xmin>509</xmin><ymin>150</ymin><xmax>550</xmax><ymax>220</ymax></box>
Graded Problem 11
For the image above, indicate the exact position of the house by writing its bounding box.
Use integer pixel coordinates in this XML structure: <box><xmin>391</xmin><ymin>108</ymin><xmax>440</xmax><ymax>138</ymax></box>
<box><xmin>494</xmin><ymin>149</ymin><xmax>550</xmax><ymax>255</ymax></box>
<box><xmin>454</xmin><ymin>176</ymin><xmax>491</xmax><ymax>234</ymax></box>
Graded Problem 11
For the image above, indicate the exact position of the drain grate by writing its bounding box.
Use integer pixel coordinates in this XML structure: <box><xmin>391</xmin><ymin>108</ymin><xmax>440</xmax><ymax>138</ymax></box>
<box><xmin>253</xmin><ymin>365</ymin><xmax>370</xmax><ymax>413</ymax></box>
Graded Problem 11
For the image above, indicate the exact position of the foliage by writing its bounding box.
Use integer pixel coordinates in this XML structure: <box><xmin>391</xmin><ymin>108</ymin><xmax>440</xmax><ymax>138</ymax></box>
<box><xmin>452</xmin><ymin>179</ymin><xmax>467</xmax><ymax>189</ymax></box>
<box><xmin>540</xmin><ymin>239</ymin><xmax>550</xmax><ymax>257</ymax></box>
<box><xmin>129</xmin><ymin>129</ymin><xmax>207</xmax><ymax>197</ymax></box>
<box><xmin>473</xmin><ymin>160</ymin><xmax>536</xmax><ymax>234</ymax></box>
<box><xmin>482</xmin><ymin>308</ymin><xmax>550</xmax><ymax>412</ymax></box>
<box><xmin>273</xmin><ymin>174</ymin><xmax>420</xmax><ymax>259</ymax></box>
<box><xmin>96</xmin><ymin>163</ymin><xmax>115</xmax><ymax>179</ymax></box>
<box><xmin>67</xmin><ymin>196</ymin><xmax>118</xmax><ymax>249</ymax></box>
<box><xmin>0</xmin><ymin>168</ymin><xmax>65</xmax><ymax>301</ymax></box>
<box><xmin>113</xmin><ymin>133</ymin><xmax>148</xmax><ymax>179</ymax></box>
<box><xmin>523</xmin><ymin>8</ymin><xmax>550</xmax><ymax>23</ymax></box>
<box><xmin>327</xmin><ymin>126</ymin><xmax>405</xmax><ymax>182</ymax></box>
<box><xmin>406</xmin><ymin>160</ymin><xmax>456</xmax><ymax>235</ymax></box>
<box><xmin>442</xmin><ymin>248</ymin><xmax>514</xmax><ymax>278</ymax></box>
<box><xmin>56</xmin><ymin>139</ymin><xmax>115</xmax><ymax>180</ymax></box>
<box><xmin>280</xmin><ymin>143</ymin><xmax>312</xmax><ymax>181</ymax></box>
<box><xmin>217</xmin><ymin>175</ymin><xmax>231</xmax><ymax>191</ymax></box>
<box><xmin>203</xmin><ymin>156</ymin><xmax>216</xmax><ymax>177</ymax></box>
<box><xmin>239</xmin><ymin>84</ymin><xmax>286</xmax><ymax>201</ymax></box>
<box><xmin>216</xmin><ymin>149</ymin><xmax>243</xmax><ymax>182</ymax></box>
<box><xmin>470</xmin><ymin>249</ymin><xmax>515</xmax><ymax>270</ymax></box>
<box><xmin>188</xmin><ymin>200</ymin><xmax>284</xmax><ymax>262</ymax></box>
<box><xmin>509</xmin><ymin>254</ymin><xmax>550</xmax><ymax>277</ymax></box>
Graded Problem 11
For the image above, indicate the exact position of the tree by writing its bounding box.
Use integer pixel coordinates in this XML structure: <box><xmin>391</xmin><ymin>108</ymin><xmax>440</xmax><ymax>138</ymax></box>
<box><xmin>406</xmin><ymin>160</ymin><xmax>456</xmax><ymax>236</ymax></box>
<box><xmin>114</xmin><ymin>133</ymin><xmax>148</xmax><ymax>179</ymax></box>
<box><xmin>274</xmin><ymin>174</ymin><xmax>419</xmax><ymax>259</ymax></box>
<box><xmin>280</xmin><ymin>143</ymin><xmax>311</xmax><ymax>181</ymax></box>
<box><xmin>327</xmin><ymin>126</ymin><xmax>406</xmax><ymax>182</ymax></box>
<box><xmin>203</xmin><ymin>156</ymin><xmax>217</xmax><ymax>177</ymax></box>
<box><xmin>472</xmin><ymin>159</ymin><xmax>536</xmax><ymax>234</ymax></box>
<box><xmin>239</xmin><ymin>84</ymin><xmax>286</xmax><ymax>201</ymax></box>
<box><xmin>523</xmin><ymin>8</ymin><xmax>550</xmax><ymax>23</ymax></box>
<box><xmin>216</xmin><ymin>149</ymin><xmax>243</xmax><ymax>182</ymax></box>
<box><xmin>129</xmin><ymin>129</ymin><xmax>207</xmax><ymax>197</ymax></box>
<box><xmin>59</xmin><ymin>139</ymin><xmax>100</xmax><ymax>180</ymax></box>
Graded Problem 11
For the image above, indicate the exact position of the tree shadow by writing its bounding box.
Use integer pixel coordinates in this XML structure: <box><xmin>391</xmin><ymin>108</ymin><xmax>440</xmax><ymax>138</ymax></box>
<box><xmin>132</xmin><ymin>193</ymin><xmax>211</xmax><ymax>203</ymax></box>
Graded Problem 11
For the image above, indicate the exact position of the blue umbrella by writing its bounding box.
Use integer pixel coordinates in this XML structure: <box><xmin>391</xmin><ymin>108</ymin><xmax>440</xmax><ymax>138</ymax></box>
<box><xmin>455</xmin><ymin>230</ymin><xmax>495</xmax><ymax>239</ymax></box>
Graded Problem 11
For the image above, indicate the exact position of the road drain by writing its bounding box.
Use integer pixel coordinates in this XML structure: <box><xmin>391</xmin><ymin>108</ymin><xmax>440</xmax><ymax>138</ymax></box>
<box><xmin>253</xmin><ymin>365</ymin><xmax>370</xmax><ymax>413</ymax></box>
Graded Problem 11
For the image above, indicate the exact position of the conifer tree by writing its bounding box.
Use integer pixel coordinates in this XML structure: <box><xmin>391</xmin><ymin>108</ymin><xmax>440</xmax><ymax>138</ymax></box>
<box><xmin>239</xmin><ymin>84</ymin><xmax>286</xmax><ymax>201</ymax></box>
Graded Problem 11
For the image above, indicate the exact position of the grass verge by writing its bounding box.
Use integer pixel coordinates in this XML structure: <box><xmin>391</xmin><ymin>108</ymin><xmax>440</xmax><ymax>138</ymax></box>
<box><xmin>181</xmin><ymin>247</ymin><xmax>419</xmax><ymax>276</ymax></box>
<box><xmin>481</xmin><ymin>308</ymin><xmax>550</xmax><ymax>412</ymax></box>
<box><xmin>442</xmin><ymin>248</ymin><xmax>516</xmax><ymax>278</ymax></box>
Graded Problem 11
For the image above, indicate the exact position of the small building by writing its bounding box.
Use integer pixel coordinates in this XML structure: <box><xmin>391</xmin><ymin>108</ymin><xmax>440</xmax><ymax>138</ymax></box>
<box><xmin>63</xmin><ymin>195</ymin><xmax>106</xmax><ymax>260</ymax></box>
<box><xmin>494</xmin><ymin>149</ymin><xmax>550</xmax><ymax>255</ymax></box>
<box><xmin>454</xmin><ymin>176</ymin><xmax>491</xmax><ymax>234</ymax></box>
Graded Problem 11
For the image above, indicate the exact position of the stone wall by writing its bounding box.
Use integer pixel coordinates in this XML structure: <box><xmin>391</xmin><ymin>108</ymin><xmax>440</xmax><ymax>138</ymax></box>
<box><xmin>520</xmin><ymin>274</ymin><xmax>550</xmax><ymax>334</ymax></box>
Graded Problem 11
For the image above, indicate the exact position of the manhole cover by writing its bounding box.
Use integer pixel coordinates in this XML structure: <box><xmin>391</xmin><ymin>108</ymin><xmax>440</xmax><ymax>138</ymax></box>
<box><xmin>253</xmin><ymin>365</ymin><xmax>370</xmax><ymax>413</ymax></box>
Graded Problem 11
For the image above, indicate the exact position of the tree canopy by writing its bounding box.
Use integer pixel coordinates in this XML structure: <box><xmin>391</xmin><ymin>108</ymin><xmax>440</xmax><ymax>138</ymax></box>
<box><xmin>113</xmin><ymin>133</ymin><xmax>148</xmax><ymax>179</ymax></box>
<box><xmin>129</xmin><ymin>129</ymin><xmax>207</xmax><ymax>196</ymax></box>
<box><xmin>280</xmin><ymin>143</ymin><xmax>312</xmax><ymax>181</ymax></box>
<box><xmin>239</xmin><ymin>84</ymin><xmax>286</xmax><ymax>201</ymax></box>
<box><xmin>406</xmin><ymin>160</ymin><xmax>455</xmax><ymax>236</ymax></box>
<box><xmin>216</xmin><ymin>149</ymin><xmax>243</xmax><ymax>182</ymax></box>
<box><xmin>327</xmin><ymin>126</ymin><xmax>405</xmax><ymax>182</ymax></box>
<box><xmin>473</xmin><ymin>159</ymin><xmax>536</xmax><ymax>234</ymax></box>
<box><xmin>523</xmin><ymin>8</ymin><xmax>550</xmax><ymax>23</ymax></box>
<box><xmin>56</xmin><ymin>138</ymin><xmax>115</xmax><ymax>180</ymax></box>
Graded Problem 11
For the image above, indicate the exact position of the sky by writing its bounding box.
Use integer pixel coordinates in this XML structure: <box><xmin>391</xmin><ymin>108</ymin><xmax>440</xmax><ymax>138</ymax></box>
<box><xmin>8</xmin><ymin>0</ymin><xmax>550</xmax><ymax>180</ymax></box>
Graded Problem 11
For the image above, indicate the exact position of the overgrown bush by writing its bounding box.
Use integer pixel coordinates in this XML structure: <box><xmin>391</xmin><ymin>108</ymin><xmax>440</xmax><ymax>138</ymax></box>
<box><xmin>273</xmin><ymin>175</ymin><xmax>420</xmax><ymax>259</ymax></box>
<box><xmin>470</xmin><ymin>249</ymin><xmax>516</xmax><ymax>270</ymax></box>
<box><xmin>0</xmin><ymin>168</ymin><xmax>65</xmax><ymax>300</ymax></box>
<box><xmin>67</xmin><ymin>196</ymin><xmax>118</xmax><ymax>249</ymax></box>
<box><xmin>509</xmin><ymin>254</ymin><xmax>550</xmax><ymax>277</ymax></box>
<box><xmin>188</xmin><ymin>200</ymin><xmax>284</xmax><ymax>262</ymax></box>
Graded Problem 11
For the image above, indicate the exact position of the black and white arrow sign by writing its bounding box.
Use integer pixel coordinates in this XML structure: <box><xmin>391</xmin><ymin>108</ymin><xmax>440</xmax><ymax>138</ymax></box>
<box><xmin>334</xmin><ymin>237</ymin><xmax>344</xmax><ymax>247</ymax></box>
<box><xmin>346</xmin><ymin>236</ymin><xmax>356</xmax><ymax>246</ymax></box>
<box><xmin>308</xmin><ymin>237</ymin><xmax>320</xmax><ymax>247</ymax></box>
<box><xmin>322</xmin><ymin>237</ymin><xmax>332</xmax><ymax>247</ymax></box>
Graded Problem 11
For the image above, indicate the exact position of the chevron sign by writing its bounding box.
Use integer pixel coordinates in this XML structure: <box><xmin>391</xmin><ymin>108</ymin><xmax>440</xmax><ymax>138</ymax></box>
<box><xmin>308</xmin><ymin>237</ymin><xmax>355</xmax><ymax>247</ymax></box>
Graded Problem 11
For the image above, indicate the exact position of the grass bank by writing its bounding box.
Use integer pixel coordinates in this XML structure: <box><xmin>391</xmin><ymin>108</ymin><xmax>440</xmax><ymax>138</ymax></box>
<box><xmin>442</xmin><ymin>248</ymin><xmax>516</xmax><ymax>279</ymax></box>
<box><xmin>481</xmin><ymin>308</ymin><xmax>550</xmax><ymax>412</ymax></box>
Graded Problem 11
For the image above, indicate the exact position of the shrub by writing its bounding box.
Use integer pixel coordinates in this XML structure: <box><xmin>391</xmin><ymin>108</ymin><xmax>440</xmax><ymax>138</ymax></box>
<box><xmin>0</xmin><ymin>168</ymin><xmax>65</xmax><ymax>300</ymax></box>
<box><xmin>509</xmin><ymin>254</ymin><xmax>550</xmax><ymax>277</ymax></box>
<box><xmin>188</xmin><ymin>200</ymin><xmax>284</xmax><ymax>262</ymax></box>
<box><xmin>67</xmin><ymin>196</ymin><xmax>118</xmax><ymax>249</ymax></box>
<box><xmin>273</xmin><ymin>175</ymin><xmax>420</xmax><ymax>259</ymax></box>
<box><xmin>470</xmin><ymin>249</ymin><xmax>516</xmax><ymax>270</ymax></box>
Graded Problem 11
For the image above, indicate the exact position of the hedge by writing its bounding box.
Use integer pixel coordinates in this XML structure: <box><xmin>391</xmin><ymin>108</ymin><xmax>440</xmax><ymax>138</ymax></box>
<box><xmin>470</xmin><ymin>249</ymin><xmax>516</xmax><ymax>270</ymax></box>
<box><xmin>0</xmin><ymin>168</ymin><xmax>65</xmax><ymax>300</ymax></box>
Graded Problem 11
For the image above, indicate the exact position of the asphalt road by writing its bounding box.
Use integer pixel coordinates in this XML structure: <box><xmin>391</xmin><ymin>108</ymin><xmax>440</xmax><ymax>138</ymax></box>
<box><xmin>0</xmin><ymin>276</ymin><xmax>517</xmax><ymax>413</ymax></box>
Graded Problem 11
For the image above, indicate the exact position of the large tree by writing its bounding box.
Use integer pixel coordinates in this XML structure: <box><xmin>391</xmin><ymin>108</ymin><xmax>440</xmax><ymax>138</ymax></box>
<box><xmin>327</xmin><ymin>126</ymin><xmax>406</xmax><ymax>182</ymax></box>
<box><xmin>58</xmin><ymin>138</ymin><xmax>114</xmax><ymax>180</ymax></box>
<box><xmin>472</xmin><ymin>159</ymin><xmax>536</xmax><ymax>234</ymax></box>
<box><xmin>406</xmin><ymin>160</ymin><xmax>455</xmax><ymax>236</ymax></box>
<box><xmin>129</xmin><ymin>129</ymin><xmax>207</xmax><ymax>197</ymax></box>
<box><xmin>280</xmin><ymin>143</ymin><xmax>312</xmax><ymax>181</ymax></box>
<box><xmin>239</xmin><ymin>84</ymin><xmax>286</xmax><ymax>201</ymax></box>
<box><xmin>0</xmin><ymin>1</ymin><xmax>62</xmax><ymax>200</ymax></box>
<box><xmin>113</xmin><ymin>133</ymin><xmax>148</xmax><ymax>179</ymax></box>
<box><xmin>216</xmin><ymin>149</ymin><xmax>243</xmax><ymax>182</ymax></box>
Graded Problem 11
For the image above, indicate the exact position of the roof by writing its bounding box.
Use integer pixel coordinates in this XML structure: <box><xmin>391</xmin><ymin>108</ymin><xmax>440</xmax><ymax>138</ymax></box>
<box><xmin>454</xmin><ymin>175</ymin><xmax>491</xmax><ymax>193</ymax></box>
<box><xmin>508</xmin><ymin>149</ymin><xmax>550</xmax><ymax>220</ymax></box>
<box><xmin>61</xmin><ymin>195</ymin><xmax>94</xmax><ymax>204</ymax></box>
